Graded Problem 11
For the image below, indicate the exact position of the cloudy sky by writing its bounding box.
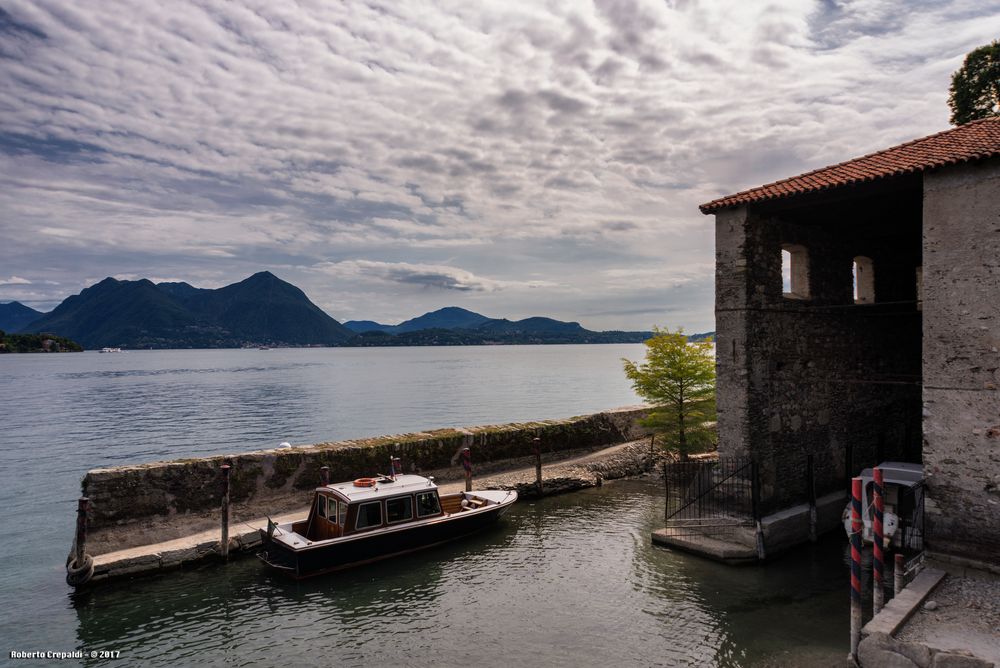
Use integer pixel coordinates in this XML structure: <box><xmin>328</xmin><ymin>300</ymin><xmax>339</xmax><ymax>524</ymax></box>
<box><xmin>1</xmin><ymin>0</ymin><xmax>998</xmax><ymax>331</ymax></box>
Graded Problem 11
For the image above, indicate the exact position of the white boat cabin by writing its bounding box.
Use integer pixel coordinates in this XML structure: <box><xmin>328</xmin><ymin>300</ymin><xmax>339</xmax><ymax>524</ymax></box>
<box><xmin>283</xmin><ymin>474</ymin><xmax>497</xmax><ymax>544</ymax></box>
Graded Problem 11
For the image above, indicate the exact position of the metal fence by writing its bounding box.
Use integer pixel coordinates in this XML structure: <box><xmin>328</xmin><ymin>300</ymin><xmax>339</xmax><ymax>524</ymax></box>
<box><xmin>661</xmin><ymin>456</ymin><xmax>758</xmax><ymax>537</ymax></box>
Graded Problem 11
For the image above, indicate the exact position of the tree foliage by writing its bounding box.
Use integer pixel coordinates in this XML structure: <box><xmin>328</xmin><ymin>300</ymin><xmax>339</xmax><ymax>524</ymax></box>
<box><xmin>949</xmin><ymin>40</ymin><xmax>1000</xmax><ymax>126</ymax></box>
<box><xmin>623</xmin><ymin>327</ymin><xmax>716</xmax><ymax>461</ymax></box>
<box><xmin>0</xmin><ymin>331</ymin><xmax>82</xmax><ymax>353</ymax></box>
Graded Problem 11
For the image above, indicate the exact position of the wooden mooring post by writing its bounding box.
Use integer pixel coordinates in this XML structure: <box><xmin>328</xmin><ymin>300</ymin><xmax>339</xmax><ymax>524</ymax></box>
<box><xmin>462</xmin><ymin>447</ymin><xmax>472</xmax><ymax>492</ymax></box>
<box><xmin>849</xmin><ymin>476</ymin><xmax>863</xmax><ymax>663</ymax></box>
<box><xmin>533</xmin><ymin>437</ymin><xmax>543</xmax><ymax>494</ymax></box>
<box><xmin>873</xmin><ymin>466</ymin><xmax>885</xmax><ymax>614</ymax></box>
<box><xmin>74</xmin><ymin>497</ymin><xmax>89</xmax><ymax>569</ymax></box>
<box><xmin>220</xmin><ymin>464</ymin><xmax>231</xmax><ymax>560</ymax></box>
<box><xmin>66</xmin><ymin>496</ymin><xmax>94</xmax><ymax>586</ymax></box>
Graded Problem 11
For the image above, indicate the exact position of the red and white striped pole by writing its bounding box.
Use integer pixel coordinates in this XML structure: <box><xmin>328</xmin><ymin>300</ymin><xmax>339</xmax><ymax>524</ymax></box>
<box><xmin>873</xmin><ymin>467</ymin><xmax>885</xmax><ymax>614</ymax></box>
<box><xmin>849</xmin><ymin>476</ymin><xmax>863</xmax><ymax>661</ymax></box>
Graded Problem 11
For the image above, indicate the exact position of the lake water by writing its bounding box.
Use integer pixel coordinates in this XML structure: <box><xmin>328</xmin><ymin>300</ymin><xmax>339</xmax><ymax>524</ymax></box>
<box><xmin>0</xmin><ymin>346</ymin><xmax>846</xmax><ymax>666</ymax></box>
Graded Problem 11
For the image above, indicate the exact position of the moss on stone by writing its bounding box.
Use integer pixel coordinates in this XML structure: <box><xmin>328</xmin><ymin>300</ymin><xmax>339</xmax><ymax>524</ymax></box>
<box><xmin>266</xmin><ymin>452</ymin><xmax>304</xmax><ymax>489</ymax></box>
<box><xmin>80</xmin><ymin>407</ymin><xmax>650</xmax><ymax>530</ymax></box>
<box><xmin>229</xmin><ymin>464</ymin><xmax>263</xmax><ymax>503</ymax></box>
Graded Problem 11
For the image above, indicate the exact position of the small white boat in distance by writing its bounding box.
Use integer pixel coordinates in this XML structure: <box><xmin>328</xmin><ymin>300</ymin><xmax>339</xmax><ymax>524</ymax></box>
<box><xmin>99</xmin><ymin>347</ymin><xmax>123</xmax><ymax>353</ymax></box>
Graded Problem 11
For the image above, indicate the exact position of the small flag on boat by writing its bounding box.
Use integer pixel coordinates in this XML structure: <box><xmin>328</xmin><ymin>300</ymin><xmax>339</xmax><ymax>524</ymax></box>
<box><xmin>266</xmin><ymin>516</ymin><xmax>277</xmax><ymax>539</ymax></box>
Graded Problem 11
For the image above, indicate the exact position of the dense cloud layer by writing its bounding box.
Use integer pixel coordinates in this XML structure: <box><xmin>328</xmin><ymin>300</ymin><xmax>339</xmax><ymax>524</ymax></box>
<box><xmin>1</xmin><ymin>0</ymin><xmax>998</xmax><ymax>330</ymax></box>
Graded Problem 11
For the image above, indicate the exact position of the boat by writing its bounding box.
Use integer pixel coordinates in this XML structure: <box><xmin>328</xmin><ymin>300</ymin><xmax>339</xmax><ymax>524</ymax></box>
<box><xmin>99</xmin><ymin>347</ymin><xmax>123</xmax><ymax>353</ymax></box>
<box><xmin>258</xmin><ymin>472</ymin><xmax>517</xmax><ymax>578</ymax></box>
<box><xmin>842</xmin><ymin>461</ymin><xmax>924</xmax><ymax>551</ymax></box>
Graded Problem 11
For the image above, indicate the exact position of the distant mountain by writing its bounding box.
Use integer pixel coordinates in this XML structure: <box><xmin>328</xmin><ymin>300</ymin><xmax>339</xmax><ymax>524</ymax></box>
<box><xmin>23</xmin><ymin>272</ymin><xmax>355</xmax><ymax>349</ymax></box>
<box><xmin>478</xmin><ymin>316</ymin><xmax>587</xmax><ymax>335</ymax></box>
<box><xmin>396</xmin><ymin>307</ymin><xmax>492</xmax><ymax>333</ymax></box>
<box><xmin>21</xmin><ymin>275</ymin><xmax>713</xmax><ymax>350</ymax></box>
<box><xmin>0</xmin><ymin>301</ymin><xmax>44</xmax><ymax>333</ymax></box>
<box><xmin>343</xmin><ymin>320</ymin><xmax>397</xmax><ymax>334</ymax></box>
<box><xmin>342</xmin><ymin>307</ymin><xmax>656</xmax><ymax>346</ymax></box>
<box><xmin>344</xmin><ymin>307</ymin><xmax>492</xmax><ymax>334</ymax></box>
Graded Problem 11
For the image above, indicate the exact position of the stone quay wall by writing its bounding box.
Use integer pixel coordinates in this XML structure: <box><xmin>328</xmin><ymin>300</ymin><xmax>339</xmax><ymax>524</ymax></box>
<box><xmin>81</xmin><ymin>406</ymin><xmax>650</xmax><ymax>554</ymax></box>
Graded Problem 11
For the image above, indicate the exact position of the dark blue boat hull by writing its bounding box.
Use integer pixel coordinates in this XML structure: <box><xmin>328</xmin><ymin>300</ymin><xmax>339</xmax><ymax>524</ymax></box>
<box><xmin>259</xmin><ymin>504</ymin><xmax>508</xmax><ymax>578</ymax></box>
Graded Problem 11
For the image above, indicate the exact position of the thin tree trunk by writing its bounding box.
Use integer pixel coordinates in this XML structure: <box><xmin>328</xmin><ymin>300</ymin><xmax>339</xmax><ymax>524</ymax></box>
<box><xmin>678</xmin><ymin>391</ymin><xmax>687</xmax><ymax>462</ymax></box>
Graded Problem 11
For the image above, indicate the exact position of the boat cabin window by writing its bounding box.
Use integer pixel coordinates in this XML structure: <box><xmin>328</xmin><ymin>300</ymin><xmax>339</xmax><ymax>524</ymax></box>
<box><xmin>327</xmin><ymin>498</ymin><xmax>338</xmax><ymax>525</ymax></box>
<box><xmin>338</xmin><ymin>502</ymin><xmax>347</xmax><ymax>526</ymax></box>
<box><xmin>416</xmin><ymin>491</ymin><xmax>441</xmax><ymax>518</ymax></box>
<box><xmin>317</xmin><ymin>495</ymin><xmax>327</xmax><ymax>519</ymax></box>
<box><xmin>356</xmin><ymin>501</ymin><xmax>383</xmax><ymax>530</ymax></box>
<box><xmin>386</xmin><ymin>496</ymin><xmax>413</xmax><ymax>524</ymax></box>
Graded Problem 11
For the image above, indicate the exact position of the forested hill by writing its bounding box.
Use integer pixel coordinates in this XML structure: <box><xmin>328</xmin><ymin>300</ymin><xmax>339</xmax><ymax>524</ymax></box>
<box><xmin>21</xmin><ymin>272</ymin><xmax>355</xmax><ymax>349</ymax></box>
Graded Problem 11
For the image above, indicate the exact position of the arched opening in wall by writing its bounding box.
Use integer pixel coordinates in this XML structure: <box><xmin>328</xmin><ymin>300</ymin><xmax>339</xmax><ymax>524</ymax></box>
<box><xmin>781</xmin><ymin>244</ymin><xmax>810</xmax><ymax>299</ymax></box>
<box><xmin>853</xmin><ymin>256</ymin><xmax>874</xmax><ymax>304</ymax></box>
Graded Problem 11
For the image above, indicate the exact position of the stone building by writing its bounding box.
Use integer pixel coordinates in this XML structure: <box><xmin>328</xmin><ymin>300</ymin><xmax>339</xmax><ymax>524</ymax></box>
<box><xmin>699</xmin><ymin>117</ymin><xmax>1000</xmax><ymax>565</ymax></box>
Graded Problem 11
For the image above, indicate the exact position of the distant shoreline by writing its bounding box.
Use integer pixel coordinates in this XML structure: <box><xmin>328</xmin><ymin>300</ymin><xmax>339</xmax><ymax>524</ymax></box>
<box><xmin>47</xmin><ymin>341</ymin><xmax>656</xmax><ymax>352</ymax></box>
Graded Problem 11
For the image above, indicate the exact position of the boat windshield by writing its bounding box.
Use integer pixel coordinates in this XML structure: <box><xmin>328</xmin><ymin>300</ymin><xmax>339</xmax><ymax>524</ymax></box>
<box><xmin>416</xmin><ymin>491</ymin><xmax>440</xmax><ymax>517</ymax></box>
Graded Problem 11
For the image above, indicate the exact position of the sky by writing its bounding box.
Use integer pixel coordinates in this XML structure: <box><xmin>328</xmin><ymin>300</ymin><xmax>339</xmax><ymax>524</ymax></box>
<box><xmin>1</xmin><ymin>1</ymin><xmax>999</xmax><ymax>332</ymax></box>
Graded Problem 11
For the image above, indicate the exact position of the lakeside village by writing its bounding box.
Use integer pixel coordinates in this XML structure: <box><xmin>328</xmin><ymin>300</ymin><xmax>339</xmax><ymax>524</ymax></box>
<box><xmin>59</xmin><ymin>116</ymin><xmax>1000</xmax><ymax>667</ymax></box>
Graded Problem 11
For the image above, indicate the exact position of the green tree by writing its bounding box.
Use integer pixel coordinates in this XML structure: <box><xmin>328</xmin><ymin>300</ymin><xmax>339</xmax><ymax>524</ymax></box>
<box><xmin>949</xmin><ymin>40</ymin><xmax>1000</xmax><ymax>125</ymax></box>
<box><xmin>623</xmin><ymin>327</ymin><xmax>716</xmax><ymax>461</ymax></box>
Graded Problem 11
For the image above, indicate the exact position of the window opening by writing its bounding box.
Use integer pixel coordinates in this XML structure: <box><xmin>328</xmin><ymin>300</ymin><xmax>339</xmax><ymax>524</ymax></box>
<box><xmin>854</xmin><ymin>256</ymin><xmax>874</xmax><ymax>304</ymax></box>
<box><xmin>356</xmin><ymin>501</ymin><xmax>382</xmax><ymax>530</ymax></box>
<box><xmin>317</xmin><ymin>495</ymin><xmax>327</xmax><ymax>519</ymax></box>
<box><xmin>416</xmin><ymin>492</ymin><xmax>441</xmax><ymax>517</ymax></box>
<box><xmin>386</xmin><ymin>496</ymin><xmax>413</xmax><ymax>523</ymax></box>
<box><xmin>781</xmin><ymin>249</ymin><xmax>792</xmax><ymax>294</ymax></box>
<box><xmin>781</xmin><ymin>244</ymin><xmax>810</xmax><ymax>299</ymax></box>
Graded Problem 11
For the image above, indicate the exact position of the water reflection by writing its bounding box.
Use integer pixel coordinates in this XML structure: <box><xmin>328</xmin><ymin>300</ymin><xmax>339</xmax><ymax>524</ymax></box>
<box><xmin>66</xmin><ymin>480</ymin><xmax>846</xmax><ymax>667</ymax></box>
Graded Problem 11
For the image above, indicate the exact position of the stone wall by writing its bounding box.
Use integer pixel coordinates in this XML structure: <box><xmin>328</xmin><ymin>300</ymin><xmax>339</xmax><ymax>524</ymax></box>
<box><xmin>922</xmin><ymin>158</ymin><xmax>1000</xmax><ymax>562</ymax></box>
<box><xmin>81</xmin><ymin>406</ymin><xmax>650</xmax><ymax>554</ymax></box>
<box><xmin>715</xmin><ymin>181</ymin><xmax>923</xmax><ymax>513</ymax></box>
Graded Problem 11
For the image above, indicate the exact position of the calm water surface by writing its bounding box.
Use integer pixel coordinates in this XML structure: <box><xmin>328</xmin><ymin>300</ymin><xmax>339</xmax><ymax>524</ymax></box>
<box><xmin>0</xmin><ymin>346</ymin><xmax>846</xmax><ymax>666</ymax></box>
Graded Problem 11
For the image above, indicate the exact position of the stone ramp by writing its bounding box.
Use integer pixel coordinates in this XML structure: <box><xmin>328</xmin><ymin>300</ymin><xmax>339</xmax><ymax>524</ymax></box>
<box><xmin>651</xmin><ymin>530</ymin><xmax>759</xmax><ymax>564</ymax></box>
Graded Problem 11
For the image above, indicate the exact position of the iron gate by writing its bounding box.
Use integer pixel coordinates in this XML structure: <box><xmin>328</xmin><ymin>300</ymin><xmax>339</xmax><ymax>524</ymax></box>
<box><xmin>661</xmin><ymin>456</ymin><xmax>758</xmax><ymax>537</ymax></box>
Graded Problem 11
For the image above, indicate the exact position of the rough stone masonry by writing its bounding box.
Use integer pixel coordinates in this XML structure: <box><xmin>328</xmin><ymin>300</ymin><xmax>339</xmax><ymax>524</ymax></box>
<box><xmin>703</xmin><ymin>122</ymin><xmax>1000</xmax><ymax>564</ymax></box>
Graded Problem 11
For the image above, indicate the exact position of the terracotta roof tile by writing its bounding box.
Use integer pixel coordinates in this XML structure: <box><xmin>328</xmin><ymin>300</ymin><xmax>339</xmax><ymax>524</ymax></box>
<box><xmin>699</xmin><ymin>117</ymin><xmax>1000</xmax><ymax>214</ymax></box>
